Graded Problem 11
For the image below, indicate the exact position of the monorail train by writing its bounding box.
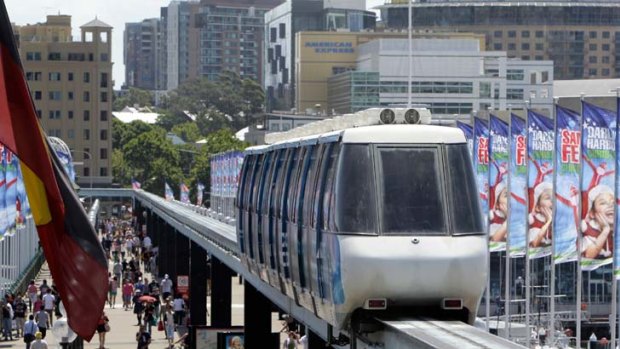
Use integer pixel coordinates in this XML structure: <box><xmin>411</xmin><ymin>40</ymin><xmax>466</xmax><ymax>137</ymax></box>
<box><xmin>234</xmin><ymin>108</ymin><xmax>488</xmax><ymax>336</ymax></box>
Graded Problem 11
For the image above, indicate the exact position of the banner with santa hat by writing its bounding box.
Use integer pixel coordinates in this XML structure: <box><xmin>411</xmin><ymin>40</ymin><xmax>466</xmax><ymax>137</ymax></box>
<box><xmin>473</xmin><ymin>117</ymin><xmax>490</xmax><ymax>226</ymax></box>
<box><xmin>527</xmin><ymin>110</ymin><xmax>554</xmax><ymax>259</ymax></box>
<box><xmin>509</xmin><ymin>114</ymin><xmax>528</xmax><ymax>257</ymax></box>
<box><xmin>554</xmin><ymin>105</ymin><xmax>582</xmax><ymax>264</ymax></box>
<box><xmin>456</xmin><ymin>121</ymin><xmax>474</xmax><ymax>160</ymax></box>
<box><xmin>616</xmin><ymin>97</ymin><xmax>620</xmax><ymax>279</ymax></box>
<box><xmin>489</xmin><ymin>115</ymin><xmax>509</xmax><ymax>252</ymax></box>
<box><xmin>580</xmin><ymin>101</ymin><xmax>616</xmax><ymax>271</ymax></box>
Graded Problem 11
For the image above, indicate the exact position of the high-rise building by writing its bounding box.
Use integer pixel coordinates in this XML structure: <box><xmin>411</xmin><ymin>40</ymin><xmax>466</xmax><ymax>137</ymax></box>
<box><xmin>16</xmin><ymin>15</ymin><xmax>114</xmax><ymax>187</ymax></box>
<box><xmin>264</xmin><ymin>0</ymin><xmax>377</xmax><ymax>111</ymax></box>
<box><xmin>195</xmin><ymin>0</ymin><xmax>282</xmax><ymax>82</ymax></box>
<box><xmin>377</xmin><ymin>0</ymin><xmax>620</xmax><ymax>80</ymax></box>
<box><xmin>124</xmin><ymin>18</ymin><xmax>161</xmax><ymax>90</ymax></box>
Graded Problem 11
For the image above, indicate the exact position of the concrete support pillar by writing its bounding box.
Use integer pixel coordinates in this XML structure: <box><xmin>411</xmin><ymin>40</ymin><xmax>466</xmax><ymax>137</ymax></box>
<box><xmin>159</xmin><ymin>223</ymin><xmax>171</xmax><ymax>278</ymax></box>
<box><xmin>244</xmin><ymin>281</ymin><xmax>274</xmax><ymax>347</ymax></box>
<box><xmin>175</xmin><ymin>234</ymin><xmax>190</xmax><ymax>278</ymax></box>
<box><xmin>308</xmin><ymin>330</ymin><xmax>328</xmax><ymax>349</ymax></box>
<box><xmin>210</xmin><ymin>258</ymin><xmax>233</xmax><ymax>327</ymax></box>
<box><xmin>166</xmin><ymin>225</ymin><xmax>177</xmax><ymax>282</ymax></box>
<box><xmin>190</xmin><ymin>241</ymin><xmax>208</xmax><ymax>326</ymax></box>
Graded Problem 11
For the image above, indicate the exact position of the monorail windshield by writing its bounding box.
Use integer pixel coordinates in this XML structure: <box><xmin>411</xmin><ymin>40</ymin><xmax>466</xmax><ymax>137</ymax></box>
<box><xmin>334</xmin><ymin>143</ymin><xmax>483</xmax><ymax>235</ymax></box>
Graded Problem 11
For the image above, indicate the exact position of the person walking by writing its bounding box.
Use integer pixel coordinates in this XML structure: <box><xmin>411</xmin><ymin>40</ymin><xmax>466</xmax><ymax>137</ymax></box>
<box><xmin>96</xmin><ymin>312</ymin><xmax>110</xmax><ymax>349</ymax></box>
<box><xmin>23</xmin><ymin>315</ymin><xmax>37</xmax><ymax>349</ymax></box>
<box><xmin>41</xmin><ymin>290</ymin><xmax>55</xmax><ymax>326</ymax></box>
<box><xmin>27</xmin><ymin>281</ymin><xmax>37</xmax><ymax>312</ymax></box>
<box><xmin>172</xmin><ymin>294</ymin><xmax>185</xmax><ymax>326</ymax></box>
<box><xmin>160</xmin><ymin>275</ymin><xmax>173</xmax><ymax>301</ymax></box>
<box><xmin>136</xmin><ymin>325</ymin><xmax>151</xmax><ymax>349</ymax></box>
<box><xmin>133</xmin><ymin>290</ymin><xmax>144</xmax><ymax>326</ymax></box>
<box><xmin>123</xmin><ymin>279</ymin><xmax>134</xmax><ymax>311</ymax></box>
<box><xmin>164</xmin><ymin>306</ymin><xmax>175</xmax><ymax>347</ymax></box>
<box><xmin>1</xmin><ymin>300</ymin><xmax>13</xmax><ymax>341</ymax></box>
<box><xmin>13</xmin><ymin>296</ymin><xmax>26</xmax><ymax>338</ymax></box>
<box><xmin>108</xmin><ymin>276</ymin><xmax>119</xmax><ymax>309</ymax></box>
<box><xmin>34</xmin><ymin>308</ymin><xmax>49</xmax><ymax>339</ymax></box>
<box><xmin>30</xmin><ymin>332</ymin><xmax>48</xmax><ymax>349</ymax></box>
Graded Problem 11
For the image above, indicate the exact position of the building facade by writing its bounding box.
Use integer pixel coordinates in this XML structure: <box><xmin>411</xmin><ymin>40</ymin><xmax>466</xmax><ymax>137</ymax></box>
<box><xmin>377</xmin><ymin>0</ymin><xmax>620</xmax><ymax>80</ymax></box>
<box><xmin>264</xmin><ymin>0</ymin><xmax>377</xmax><ymax>111</ymax></box>
<box><xmin>17</xmin><ymin>15</ymin><xmax>114</xmax><ymax>186</ymax></box>
<box><xmin>325</xmin><ymin>38</ymin><xmax>554</xmax><ymax>117</ymax></box>
<box><xmin>124</xmin><ymin>18</ymin><xmax>161</xmax><ymax>90</ymax></box>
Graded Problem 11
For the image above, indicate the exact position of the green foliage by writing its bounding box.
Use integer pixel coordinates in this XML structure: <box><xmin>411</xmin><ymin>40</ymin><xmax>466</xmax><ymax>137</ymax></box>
<box><xmin>113</xmin><ymin>118</ymin><xmax>156</xmax><ymax>149</ymax></box>
<box><xmin>112</xmin><ymin>87</ymin><xmax>154</xmax><ymax>111</ymax></box>
<box><xmin>171</xmin><ymin>122</ymin><xmax>201</xmax><ymax>143</ymax></box>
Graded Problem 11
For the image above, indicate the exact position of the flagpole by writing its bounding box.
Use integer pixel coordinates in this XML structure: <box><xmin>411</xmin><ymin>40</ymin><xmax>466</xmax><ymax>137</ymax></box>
<box><xmin>485</xmin><ymin>110</ymin><xmax>491</xmax><ymax>332</ymax></box>
<box><xmin>407</xmin><ymin>0</ymin><xmax>412</xmax><ymax>108</ymax></box>
<box><xmin>549</xmin><ymin>99</ymin><xmax>558</xmax><ymax>345</ymax></box>
<box><xmin>505</xmin><ymin>109</ymin><xmax>512</xmax><ymax>340</ymax></box>
<box><xmin>525</xmin><ymin>103</ymin><xmax>532</xmax><ymax>345</ymax></box>
<box><xmin>576</xmin><ymin>92</ymin><xmax>585</xmax><ymax>349</ymax></box>
<box><xmin>610</xmin><ymin>87</ymin><xmax>620</xmax><ymax>349</ymax></box>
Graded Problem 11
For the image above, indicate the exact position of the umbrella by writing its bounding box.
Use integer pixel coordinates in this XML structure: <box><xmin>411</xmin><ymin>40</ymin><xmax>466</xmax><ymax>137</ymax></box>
<box><xmin>138</xmin><ymin>295</ymin><xmax>157</xmax><ymax>303</ymax></box>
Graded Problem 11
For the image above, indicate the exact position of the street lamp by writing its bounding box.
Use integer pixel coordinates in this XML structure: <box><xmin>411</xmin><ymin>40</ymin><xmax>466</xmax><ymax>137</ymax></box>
<box><xmin>72</xmin><ymin>150</ymin><xmax>93</xmax><ymax>204</ymax></box>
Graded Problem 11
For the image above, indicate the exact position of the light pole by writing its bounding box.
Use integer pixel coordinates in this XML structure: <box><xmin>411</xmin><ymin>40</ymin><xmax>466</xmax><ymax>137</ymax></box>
<box><xmin>71</xmin><ymin>150</ymin><xmax>93</xmax><ymax>204</ymax></box>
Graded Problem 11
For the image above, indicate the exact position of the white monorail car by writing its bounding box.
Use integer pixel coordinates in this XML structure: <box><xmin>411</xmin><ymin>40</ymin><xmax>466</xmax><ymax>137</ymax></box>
<box><xmin>235</xmin><ymin>108</ymin><xmax>487</xmax><ymax>335</ymax></box>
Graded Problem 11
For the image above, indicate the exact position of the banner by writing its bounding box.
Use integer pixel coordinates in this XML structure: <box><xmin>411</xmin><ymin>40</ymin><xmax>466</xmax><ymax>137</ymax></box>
<box><xmin>0</xmin><ymin>144</ymin><xmax>6</xmax><ymax>238</ymax></box>
<box><xmin>527</xmin><ymin>110</ymin><xmax>554</xmax><ymax>259</ymax></box>
<box><xmin>509</xmin><ymin>114</ymin><xmax>528</xmax><ymax>257</ymax></box>
<box><xmin>489</xmin><ymin>115</ymin><xmax>509</xmax><ymax>252</ymax></box>
<box><xmin>131</xmin><ymin>179</ymin><xmax>141</xmax><ymax>190</ymax></box>
<box><xmin>197</xmin><ymin>183</ymin><xmax>205</xmax><ymax>206</ymax></box>
<box><xmin>473</xmin><ymin>117</ymin><xmax>490</xmax><ymax>226</ymax></box>
<box><xmin>554</xmin><ymin>105</ymin><xmax>581</xmax><ymax>264</ymax></box>
<box><xmin>616</xmin><ymin>97</ymin><xmax>620</xmax><ymax>279</ymax></box>
<box><xmin>55</xmin><ymin>149</ymin><xmax>75</xmax><ymax>183</ymax></box>
<box><xmin>180</xmin><ymin>183</ymin><xmax>190</xmax><ymax>203</ymax></box>
<box><xmin>15</xmin><ymin>155</ymin><xmax>29</xmax><ymax>227</ymax></box>
<box><xmin>165</xmin><ymin>182</ymin><xmax>174</xmax><ymax>201</ymax></box>
<box><xmin>580</xmin><ymin>101</ymin><xmax>616</xmax><ymax>271</ymax></box>
<box><xmin>456</xmin><ymin>121</ymin><xmax>474</xmax><ymax>159</ymax></box>
<box><xmin>5</xmin><ymin>149</ymin><xmax>17</xmax><ymax>236</ymax></box>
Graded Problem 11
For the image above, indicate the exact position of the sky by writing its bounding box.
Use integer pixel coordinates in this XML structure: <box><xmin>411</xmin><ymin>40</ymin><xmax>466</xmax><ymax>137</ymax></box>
<box><xmin>5</xmin><ymin>0</ymin><xmax>385</xmax><ymax>89</ymax></box>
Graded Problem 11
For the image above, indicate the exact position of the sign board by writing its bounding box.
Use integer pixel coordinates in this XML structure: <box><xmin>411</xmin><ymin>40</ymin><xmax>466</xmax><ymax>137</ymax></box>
<box><xmin>177</xmin><ymin>275</ymin><xmax>189</xmax><ymax>295</ymax></box>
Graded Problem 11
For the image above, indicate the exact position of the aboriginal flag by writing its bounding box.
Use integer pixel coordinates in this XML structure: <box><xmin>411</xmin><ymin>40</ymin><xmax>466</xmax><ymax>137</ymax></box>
<box><xmin>0</xmin><ymin>1</ymin><xmax>107</xmax><ymax>340</ymax></box>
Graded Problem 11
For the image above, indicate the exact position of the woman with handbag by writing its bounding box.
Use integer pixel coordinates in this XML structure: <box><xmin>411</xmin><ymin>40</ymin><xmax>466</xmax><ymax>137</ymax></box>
<box><xmin>164</xmin><ymin>306</ymin><xmax>175</xmax><ymax>349</ymax></box>
<box><xmin>96</xmin><ymin>311</ymin><xmax>110</xmax><ymax>349</ymax></box>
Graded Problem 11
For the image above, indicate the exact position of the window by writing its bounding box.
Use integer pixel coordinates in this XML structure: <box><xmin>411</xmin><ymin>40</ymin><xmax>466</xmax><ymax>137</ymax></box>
<box><xmin>589</xmin><ymin>68</ymin><xmax>598</xmax><ymax>76</ymax></box>
<box><xmin>589</xmin><ymin>56</ymin><xmax>598</xmax><ymax>64</ymax></box>
<box><xmin>100</xmin><ymin>53</ymin><xmax>109</xmax><ymax>62</ymax></box>
<box><xmin>100</xmin><ymin>92</ymin><xmax>108</xmax><ymax>102</ymax></box>
<box><xmin>493</xmin><ymin>43</ymin><xmax>502</xmax><ymax>50</ymax></box>
<box><xmin>48</xmin><ymin>91</ymin><xmax>62</xmax><ymax>100</ymax></box>
<box><xmin>479</xmin><ymin>82</ymin><xmax>491</xmax><ymax>98</ymax></box>
<box><xmin>26</xmin><ymin>72</ymin><xmax>42</xmax><ymax>81</ymax></box>
<box><xmin>26</xmin><ymin>52</ymin><xmax>41</xmax><ymax>61</ymax></box>
<box><xmin>100</xmin><ymin>167</ymin><xmax>108</xmax><ymax>177</ymax></box>
<box><xmin>100</xmin><ymin>148</ymin><xmax>108</xmax><ymax>159</ymax></box>
<box><xmin>49</xmin><ymin>72</ymin><xmax>61</xmax><ymax>81</ymax></box>
<box><xmin>603</xmin><ymin>31</ymin><xmax>611</xmax><ymax>39</ymax></box>
<box><xmin>68</xmin><ymin>111</ymin><xmax>74</xmax><ymax>119</ymax></box>
<box><xmin>83</xmin><ymin>129</ymin><xmax>90</xmax><ymax>140</ymax></box>
<box><xmin>100</xmin><ymin>73</ymin><xmax>108</xmax><ymax>88</ymax></box>
<box><xmin>521</xmin><ymin>31</ymin><xmax>530</xmax><ymax>38</ymax></box>
<box><xmin>279</xmin><ymin>23</ymin><xmax>285</xmax><ymax>39</ymax></box>
<box><xmin>100</xmin><ymin>129</ymin><xmax>108</xmax><ymax>140</ymax></box>
<box><xmin>34</xmin><ymin>91</ymin><xmax>42</xmax><ymax>100</ymax></box>
<box><xmin>507</xmin><ymin>88</ymin><xmax>524</xmax><ymax>100</ymax></box>
<box><xmin>379</xmin><ymin>147</ymin><xmax>444</xmax><ymax>234</ymax></box>
<box><xmin>603</xmin><ymin>44</ymin><xmax>610</xmax><ymax>51</ymax></box>
<box><xmin>83</xmin><ymin>110</ymin><xmax>90</xmax><ymax>121</ymax></box>
<box><xmin>67</xmin><ymin>91</ymin><xmax>74</xmax><ymax>100</ymax></box>
<box><xmin>83</xmin><ymin>167</ymin><xmax>90</xmax><ymax>177</ymax></box>
<box><xmin>36</xmin><ymin>110</ymin><xmax>41</xmax><ymax>118</ymax></box>
<box><xmin>83</xmin><ymin>91</ymin><xmax>90</xmax><ymax>102</ymax></box>
<box><xmin>447</xmin><ymin>145</ymin><xmax>483</xmax><ymax>234</ymax></box>
<box><xmin>68</xmin><ymin>53</ymin><xmax>85</xmax><ymax>61</ymax></box>
<box><xmin>100</xmin><ymin>110</ymin><xmax>108</xmax><ymax>121</ymax></box>
<box><xmin>507</xmin><ymin>69</ymin><xmax>525</xmax><ymax>81</ymax></box>
<box><xmin>48</xmin><ymin>110</ymin><xmax>61</xmax><ymax>119</ymax></box>
<box><xmin>494</xmin><ymin>31</ymin><xmax>502</xmax><ymax>38</ymax></box>
<box><xmin>521</xmin><ymin>55</ymin><xmax>530</xmax><ymax>60</ymax></box>
<box><xmin>603</xmin><ymin>56</ymin><xmax>610</xmax><ymax>64</ymax></box>
<box><xmin>535</xmin><ymin>55</ymin><xmax>544</xmax><ymax>60</ymax></box>
<box><xmin>508</xmin><ymin>30</ymin><xmax>516</xmax><ymax>38</ymax></box>
<box><xmin>603</xmin><ymin>68</ymin><xmax>610</xmax><ymax>76</ymax></box>
<box><xmin>508</xmin><ymin>43</ymin><xmax>516</xmax><ymax>50</ymax></box>
<box><xmin>270</xmin><ymin>27</ymin><xmax>276</xmax><ymax>42</ymax></box>
<box><xmin>589</xmin><ymin>44</ymin><xmax>597</xmax><ymax>51</ymax></box>
<box><xmin>535</xmin><ymin>43</ymin><xmax>544</xmax><ymax>51</ymax></box>
<box><xmin>84</xmin><ymin>72</ymin><xmax>90</xmax><ymax>83</ymax></box>
<box><xmin>535</xmin><ymin>31</ymin><xmax>544</xmax><ymax>38</ymax></box>
<box><xmin>521</xmin><ymin>43</ymin><xmax>530</xmax><ymax>50</ymax></box>
<box><xmin>335</xmin><ymin>144</ymin><xmax>376</xmax><ymax>233</ymax></box>
<box><xmin>67</xmin><ymin>129</ymin><xmax>75</xmax><ymax>139</ymax></box>
<box><xmin>590</xmin><ymin>31</ymin><xmax>598</xmax><ymax>39</ymax></box>
<box><xmin>68</xmin><ymin>72</ymin><xmax>74</xmax><ymax>81</ymax></box>
<box><xmin>48</xmin><ymin>52</ymin><xmax>61</xmax><ymax>60</ymax></box>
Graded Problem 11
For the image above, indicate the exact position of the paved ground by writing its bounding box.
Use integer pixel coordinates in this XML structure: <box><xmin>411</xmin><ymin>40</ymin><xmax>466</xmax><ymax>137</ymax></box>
<box><xmin>1</xmin><ymin>261</ymin><xmax>285</xmax><ymax>349</ymax></box>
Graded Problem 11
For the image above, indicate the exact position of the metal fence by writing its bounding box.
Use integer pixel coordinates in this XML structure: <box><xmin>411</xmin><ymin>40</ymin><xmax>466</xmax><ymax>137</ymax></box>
<box><xmin>0</xmin><ymin>218</ymin><xmax>40</xmax><ymax>297</ymax></box>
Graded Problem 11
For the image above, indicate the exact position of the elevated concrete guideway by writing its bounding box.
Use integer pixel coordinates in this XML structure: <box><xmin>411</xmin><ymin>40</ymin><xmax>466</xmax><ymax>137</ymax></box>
<box><xmin>87</xmin><ymin>188</ymin><xmax>525</xmax><ymax>348</ymax></box>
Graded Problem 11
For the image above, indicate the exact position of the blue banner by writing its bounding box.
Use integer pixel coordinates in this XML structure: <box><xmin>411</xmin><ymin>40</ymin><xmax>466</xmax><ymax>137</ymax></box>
<box><xmin>197</xmin><ymin>183</ymin><xmax>205</xmax><ymax>206</ymax></box>
<box><xmin>580</xmin><ymin>101</ymin><xmax>616</xmax><ymax>271</ymax></box>
<box><xmin>15</xmin><ymin>155</ymin><xmax>29</xmax><ymax>227</ymax></box>
<box><xmin>457</xmin><ymin>121</ymin><xmax>474</xmax><ymax>160</ymax></box>
<box><xmin>527</xmin><ymin>110</ymin><xmax>554</xmax><ymax>259</ymax></box>
<box><xmin>5</xmin><ymin>150</ymin><xmax>17</xmax><ymax>236</ymax></box>
<box><xmin>0</xmin><ymin>144</ymin><xmax>6</xmax><ymax>238</ymax></box>
<box><xmin>165</xmin><ymin>182</ymin><xmax>174</xmax><ymax>201</ymax></box>
<box><xmin>616</xmin><ymin>97</ymin><xmax>620</xmax><ymax>279</ymax></box>
<box><xmin>473</xmin><ymin>117</ymin><xmax>489</xmax><ymax>226</ymax></box>
<box><xmin>554</xmin><ymin>105</ymin><xmax>581</xmax><ymax>264</ymax></box>
<box><xmin>56</xmin><ymin>149</ymin><xmax>76</xmax><ymax>183</ymax></box>
<box><xmin>489</xmin><ymin>115</ymin><xmax>509</xmax><ymax>252</ymax></box>
<box><xmin>509</xmin><ymin>114</ymin><xmax>528</xmax><ymax>257</ymax></box>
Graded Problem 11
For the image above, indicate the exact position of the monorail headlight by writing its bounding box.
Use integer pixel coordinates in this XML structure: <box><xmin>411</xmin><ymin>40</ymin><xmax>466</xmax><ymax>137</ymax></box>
<box><xmin>379</xmin><ymin>109</ymin><xmax>396</xmax><ymax>124</ymax></box>
<box><xmin>404</xmin><ymin>109</ymin><xmax>421</xmax><ymax>124</ymax></box>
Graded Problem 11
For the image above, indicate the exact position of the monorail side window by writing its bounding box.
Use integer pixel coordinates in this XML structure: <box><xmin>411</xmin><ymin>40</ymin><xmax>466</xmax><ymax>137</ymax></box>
<box><xmin>322</xmin><ymin>143</ymin><xmax>340</xmax><ymax>232</ymax></box>
<box><xmin>378</xmin><ymin>147</ymin><xmax>446</xmax><ymax>234</ymax></box>
<box><xmin>335</xmin><ymin>144</ymin><xmax>376</xmax><ymax>233</ymax></box>
<box><xmin>288</xmin><ymin>147</ymin><xmax>304</xmax><ymax>223</ymax></box>
<box><xmin>303</xmin><ymin>144</ymin><xmax>323</xmax><ymax>227</ymax></box>
<box><xmin>446</xmin><ymin>144</ymin><xmax>484</xmax><ymax>234</ymax></box>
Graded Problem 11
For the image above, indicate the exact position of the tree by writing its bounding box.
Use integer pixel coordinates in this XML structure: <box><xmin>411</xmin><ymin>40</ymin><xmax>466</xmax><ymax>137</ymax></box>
<box><xmin>171</xmin><ymin>122</ymin><xmax>201</xmax><ymax>143</ymax></box>
<box><xmin>156</xmin><ymin>112</ymin><xmax>191</xmax><ymax>131</ymax></box>
<box><xmin>112</xmin><ymin>87</ymin><xmax>154</xmax><ymax>111</ymax></box>
<box><xmin>113</xmin><ymin>118</ymin><xmax>155</xmax><ymax>149</ymax></box>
